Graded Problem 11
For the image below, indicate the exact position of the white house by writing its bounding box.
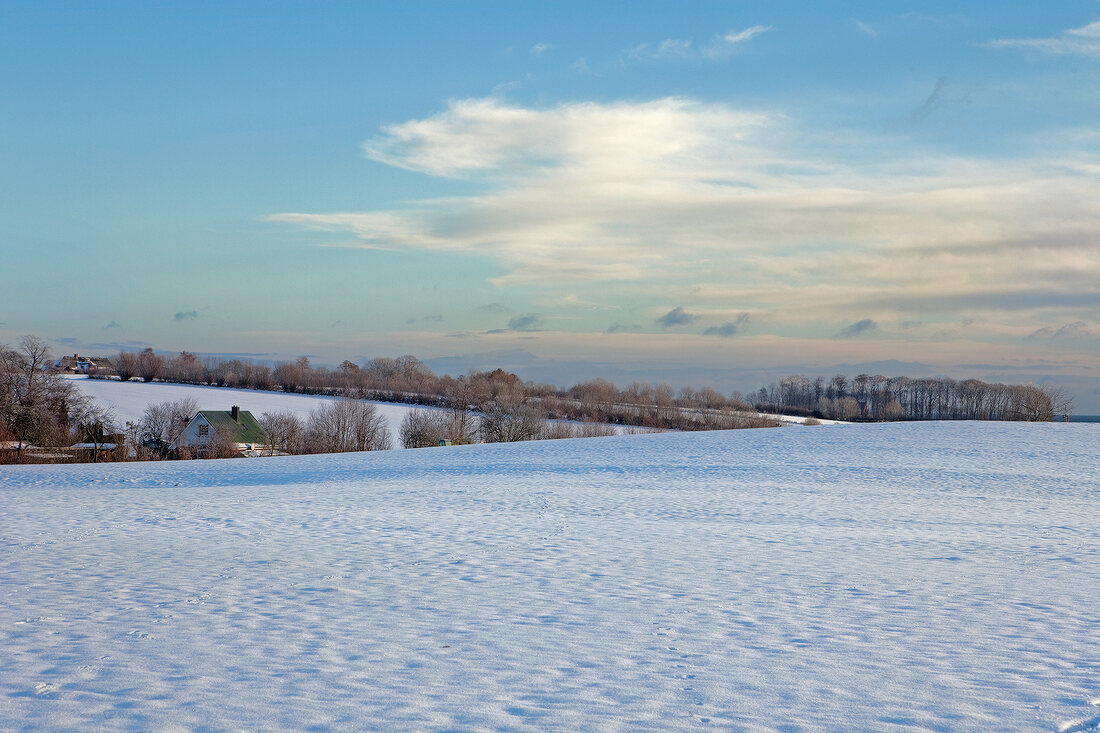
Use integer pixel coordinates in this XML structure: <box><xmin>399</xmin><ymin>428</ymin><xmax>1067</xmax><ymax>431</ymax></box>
<box><xmin>172</xmin><ymin>406</ymin><xmax>269</xmax><ymax>456</ymax></box>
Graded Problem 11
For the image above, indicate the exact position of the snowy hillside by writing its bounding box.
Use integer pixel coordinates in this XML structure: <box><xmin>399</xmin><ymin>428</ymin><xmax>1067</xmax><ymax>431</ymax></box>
<box><xmin>2</xmin><ymin>423</ymin><xmax>1098</xmax><ymax>731</ymax></box>
<box><xmin>67</xmin><ymin>376</ymin><xmax>650</xmax><ymax>447</ymax></box>
<box><xmin>68</xmin><ymin>376</ymin><xmax>428</xmax><ymax>444</ymax></box>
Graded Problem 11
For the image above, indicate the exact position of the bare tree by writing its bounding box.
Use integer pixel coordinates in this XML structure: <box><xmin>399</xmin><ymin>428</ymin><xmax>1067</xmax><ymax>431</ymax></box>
<box><xmin>1012</xmin><ymin>384</ymin><xmax>1074</xmax><ymax>422</ymax></box>
<box><xmin>69</xmin><ymin>400</ymin><xmax>119</xmax><ymax>461</ymax></box>
<box><xmin>274</xmin><ymin>361</ymin><xmax>303</xmax><ymax>393</ymax></box>
<box><xmin>832</xmin><ymin>397</ymin><xmax>860</xmax><ymax>420</ymax></box>
<box><xmin>203</xmin><ymin>427</ymin><xmax>242</xmax><ymax>459</ymax></box>
<box><xmin>259</xmin><ymin>410</ymin><xmax>306</xmax><ymax>455</ymax></box>
<box><xmin>113</xmin><ymin>351</ymin><xmax>139</xmax><ymax>382</ymax></box>
<box><xmin>166</xmin><ymin>351</ymin><xmax>204</xmax><ymax>383</ymax></box>
<box><xmin>0</xmin><ymin>336</ymin><xmax>78</xmax><ymax>457</ymax></box>
<box><xmin>122</xmin><ymin>420</ymin><xmax>148</xmax><ymax>461</ymax></box>
<box><xmin>139</xmin><ymin>397</ymin><xmax>197</xmax><ymax>457</ymax></box>
<box><xmin>400</xmin><ymin>408</ymin><xmax>448</xmax><ymax>448</ymax></box>
<box><xmin>537</xmin><ymin>420</ymin><xmax>617</xmax><ymax>440</ymax></box>
<box><xmin>305</xmin><ymin>399</ymin><xmax>392</xmax><ymax>453</ymax></box>
<box><xmin>400</xmin><ymin>407</ymin><xmax>476</xmax><ymax>448</ymax></box>
<box><xmin>136</xmin><ymin>348</ymin><xmax>164</xmax><ymax>382</ymax></box>
<box><xmin>479</xmin><ymin>398</ymin><xmax>543</xmax><ymax>443</ymax></box>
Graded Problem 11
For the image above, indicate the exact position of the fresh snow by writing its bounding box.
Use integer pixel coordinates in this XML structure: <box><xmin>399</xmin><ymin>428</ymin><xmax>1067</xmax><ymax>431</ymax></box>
<box><xmin>1</xmin><ymin>422</ymin><xmax>1098</xmax><ymax>731</ymax></box>
<box><xmin>761</xmin><ymin>412</ymin><xmax>845</xmax><ymax>426</ymax></box>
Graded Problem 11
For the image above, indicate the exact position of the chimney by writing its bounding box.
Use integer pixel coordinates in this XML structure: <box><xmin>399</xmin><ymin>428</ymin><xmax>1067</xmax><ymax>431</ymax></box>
<box><xmin>231</xmin><ymin>406</ymin><xmax>240</xmax><ymax>422</ymax></box>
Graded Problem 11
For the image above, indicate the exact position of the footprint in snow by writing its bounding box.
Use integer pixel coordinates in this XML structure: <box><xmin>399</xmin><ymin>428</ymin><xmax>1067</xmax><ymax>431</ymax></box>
<box><xmin>1059</xmin><ymin>716</ymin><xmax>1100</xmax><ymax>733</ymax></box>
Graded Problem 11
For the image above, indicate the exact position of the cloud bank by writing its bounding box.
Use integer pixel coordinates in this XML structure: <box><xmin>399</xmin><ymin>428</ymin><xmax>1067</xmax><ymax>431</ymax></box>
<box><xmin>269</xmin><ymin>96</ymin><xmax>1100</xmax><ymax>335</ymax></box>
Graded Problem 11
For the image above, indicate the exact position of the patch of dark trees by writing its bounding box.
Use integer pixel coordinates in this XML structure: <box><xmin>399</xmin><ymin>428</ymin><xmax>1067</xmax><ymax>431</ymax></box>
<box><xmin>754</xmin><ymin>373</ymin><xmax>1073</xmax><ymax>422</ymax></box>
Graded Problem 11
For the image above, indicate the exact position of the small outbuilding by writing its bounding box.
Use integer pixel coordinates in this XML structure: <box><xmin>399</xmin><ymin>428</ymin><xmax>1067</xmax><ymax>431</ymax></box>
<box><xmin>69</xmin><ymin>442</ymin><xmax>124</xmax><ymax>462</ymax></box>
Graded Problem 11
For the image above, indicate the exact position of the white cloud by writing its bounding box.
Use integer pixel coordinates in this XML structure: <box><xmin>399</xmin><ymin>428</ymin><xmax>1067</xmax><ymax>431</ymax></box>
<box><xmin>854</xmin><ymin>20</ymin><xmax>878</xmax><ymax>39</ymax></box>
<box><xmin>530</xmin><ymin>43</ymin><xmax>556</xmax><ymax>57</ymax></box>
<box><xmin>357</xmin><ymin>96</ymin><xmax>770</xmax><ymax>179</ymax></box>
<box><xmin>655</xmin><ymin>38</ymin><xmax>693</xmax><ymax>58</ymax></box>
<box><xmin>984</xmin><ymin>19</ymin><xmax>1100</xmax><ymax>56</ymax></box>
<box><xmin>720</xmin><ymin>25</ymin><xmax>772</xmax><ymax>46</ymax></box>
<box><xmin>269</xmin><ymin>97</ymin><xmax>1100</xmax><ymax>328</ymax></box>
<box><xmin>628</xmin><ymin>25</ymin><xmax>771</xmax><ymax>62</ymax></box>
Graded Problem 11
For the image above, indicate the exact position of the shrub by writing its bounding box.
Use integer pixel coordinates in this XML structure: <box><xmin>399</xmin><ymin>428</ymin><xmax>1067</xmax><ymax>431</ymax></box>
<box><xmin>305</xmin><ymin>399</ymin><xmax>392</xmax><ymax>453</ymax></box>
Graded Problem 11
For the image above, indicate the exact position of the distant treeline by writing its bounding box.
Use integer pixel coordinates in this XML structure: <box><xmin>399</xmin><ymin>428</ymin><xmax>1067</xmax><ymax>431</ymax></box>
<box><xmin>755</xmin><ymin>373</ymin><xmax>1072</xmax><ymax>422</ymax></box>
<box><xmin>6</xmin><ymin>336</ymin><xmax>1071</xmax><ymax>466</ymax></box>
<box><xmin>101</xmin><ymin>348</ymin><xmax>778</xmax><ymax>432</ymax></box>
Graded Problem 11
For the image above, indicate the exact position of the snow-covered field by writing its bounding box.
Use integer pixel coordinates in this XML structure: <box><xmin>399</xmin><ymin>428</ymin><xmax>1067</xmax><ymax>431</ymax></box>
<box><xmin>67</xmin><ymin>376</ymin><xmax>649</xmax><ymax>446</ymax></box>
<box><xmin>68</xmin><ymin>376</ymin><xmax>428</xmax><ymax>445</ymax></box>
<box><xmin>2</xmin><ymin>422</ymin><xmax>1099</xmax><ymax>731</ymax></box>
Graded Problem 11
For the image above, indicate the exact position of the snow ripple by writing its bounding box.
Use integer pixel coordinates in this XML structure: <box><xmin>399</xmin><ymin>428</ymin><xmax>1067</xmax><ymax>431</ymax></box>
<box><xmin>1</xmin><ymin>422</ymin><xmax>1098</xmax><ymax>731</ymax></box>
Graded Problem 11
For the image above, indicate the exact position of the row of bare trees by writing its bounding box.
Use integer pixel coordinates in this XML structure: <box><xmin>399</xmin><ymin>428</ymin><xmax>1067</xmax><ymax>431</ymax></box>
<box><xmin>756</xmin><ymin>373</ymin><xmax>1074</xmax><ymax>421</ymax></box>
<box><xmin>257</xmin><ymin>404</ymin><xmax>617</xmax><ymax>454</ymax></box>
<box><xmin>86</xmin><ymin>350</ymin><xmax>1077</xmax><ymax>453</ymax></box>
<box><xmin>93</xmin><ymin>351</ymin><xmax>777</xmax><ymax>432</ymax></box>
<box><xmin>397</xmin><ymin>405</ymin><xmax>618</xmax><ymax>448</ymax></box>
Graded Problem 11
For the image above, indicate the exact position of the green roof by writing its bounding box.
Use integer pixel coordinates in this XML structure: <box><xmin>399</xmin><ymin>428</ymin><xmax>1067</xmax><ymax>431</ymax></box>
<box><xmin>199</xmin><ymin>409</ymin><xmax>267</xmax><ymax>445</ymax></box>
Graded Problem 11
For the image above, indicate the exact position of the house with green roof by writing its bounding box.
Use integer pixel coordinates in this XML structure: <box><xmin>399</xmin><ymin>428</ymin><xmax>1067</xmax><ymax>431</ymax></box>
<box><xmin>172</xmin><ymin>406</ymin><xmax>270</xmax><ymax>456</ymax></box>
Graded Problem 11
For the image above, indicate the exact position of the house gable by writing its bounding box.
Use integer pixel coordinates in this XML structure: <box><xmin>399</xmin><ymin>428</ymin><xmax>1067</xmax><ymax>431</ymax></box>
<box><xmin>173</xmin><ymin>407</ymin><xmax>268</xmax><ymax>452</ymax></box>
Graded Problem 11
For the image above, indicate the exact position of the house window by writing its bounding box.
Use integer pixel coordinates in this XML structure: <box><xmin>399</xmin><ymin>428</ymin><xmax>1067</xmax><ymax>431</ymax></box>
<box><xmin>198</xmin><ymin>425</ymin><xmax>209</xmax><ymax>437</ymax></box>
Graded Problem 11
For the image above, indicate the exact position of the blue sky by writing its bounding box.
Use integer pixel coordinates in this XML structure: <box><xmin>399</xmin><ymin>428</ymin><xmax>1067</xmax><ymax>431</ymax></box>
<box><xmin>3</xmin><ymin>2</ymin><xmax>1100</xmax><ymax>407</ymax></box>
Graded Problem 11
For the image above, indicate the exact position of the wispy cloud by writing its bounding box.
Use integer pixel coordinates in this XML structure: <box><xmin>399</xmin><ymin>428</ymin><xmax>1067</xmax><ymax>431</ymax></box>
<box><xmin>571</xmin><ymin>57</ymin><xmax>594</xmax><ymax>74</ymax></box>
<box><xmin>628</xmin><ymin>25</ymin><xmax>771</xmax><ymax>62</ymax></box>
<box><xmin>720</xmin><ymin>25</ymin><xmax>771</xmax><ymax>47</ymax></box>
<box><xmin>836</xmin><ymin>318</ymin><xmax>878</xmax><ymax>338</ymax></box>
<box><xmin>984</xmin><ymin>19</ymin><xmax>1100</xmax><ymax>57</ymax></box>
<box><xmin>1028</xmin><ymin>321</ymin><xmax>1091</xmax><ymax>339</ymax></box>
<box><xmin>657</xmin><ymin>307</ymin><xmax>698</xmax><ymax>328</ymax></box>
<box><xmin>478</xmin><ymin>303</ymin><xmax>512</xmax><ymax>314</ymax></box>
<box><xmin>103</xmin><ymin>320</ymin><xmax>121</xmax><ymax>329</ymax></box>
<box><xmin>854</xmin><ymin>20</ymin><xmax>878</xmax><ymax>39</ymax></box>
<box><xmin>173</xmin><ymin>310</ymin><xmax>198</xmax><ymax>322</ymax></box>
<box><xmin>530</xmin><ymin>42</ymin><xmax>556</xmax><ymax>57</ymax></box>
<box><xmin>654</xmin><ymin>38</ymin><xmax>693</xmax><ymax>58</ymax></box>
